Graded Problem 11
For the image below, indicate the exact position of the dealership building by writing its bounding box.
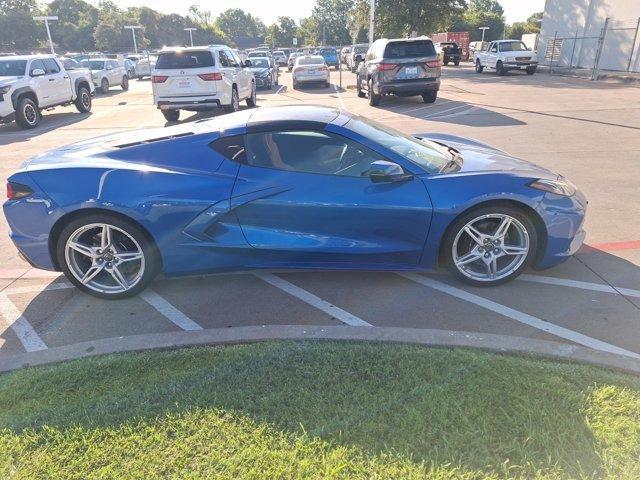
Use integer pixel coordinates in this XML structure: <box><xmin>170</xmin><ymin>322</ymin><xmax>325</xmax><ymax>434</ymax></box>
<box><xmin>538</xmin><ymin>0</ymin><xmax>640</xmax><ymax>73</ymax></box>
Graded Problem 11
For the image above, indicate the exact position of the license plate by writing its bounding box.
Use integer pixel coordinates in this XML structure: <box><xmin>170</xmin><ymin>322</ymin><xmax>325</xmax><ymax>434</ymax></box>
<box><xmin>404</xmin><ymin>66</ymin><xmax>418</xmax><ymax>76</ymax></box>
<box><xmin>307</xmin><ymin>69</ymin><xmax>316</xmax><ymax>74</ymax></box>
<box><xmin>178</xmin><ymin>80</ymin><xmax>192</xmax><ymax>88</ymax></box>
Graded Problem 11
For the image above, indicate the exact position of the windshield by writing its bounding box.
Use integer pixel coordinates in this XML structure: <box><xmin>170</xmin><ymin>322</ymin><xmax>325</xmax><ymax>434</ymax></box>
<box><xmin>250</xmin><ymin>58</ymin><xmax>270</xmax><ymax>68</ymax></box>
<box><xmin>82</xmin><ymin>60</ymin><xmax>106</xmax><ymax>70</ymax></box>
<box><xmin>499</xmin><ymin>41</ymin><xmax>529</xmax><ymax>52</ymax></box>
<box><xmin>0</xmin><ymin>59</ymin><xmax>27</xmax><ymax>76</ymax></box>
<box><xmin>347</xmin><ymin>115</ymin><xmax>450</xmax><ymax>173</ymax></box>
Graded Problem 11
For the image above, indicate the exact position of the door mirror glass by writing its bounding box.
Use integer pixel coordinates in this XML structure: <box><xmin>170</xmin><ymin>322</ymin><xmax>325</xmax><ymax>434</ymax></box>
<box><xmin>244</xmin><ymin>59</ymin><xmax>252</xmax><ymax>67</ymax></box>
<box><xmin>31</xmin><ymin>68</ymin><xmax>45</xmax><ymax>77</ymax></box>
<box><xmin>369</xmin><ymin>160</ymin><xmax>412</xmax><ymax>183</ymax></box>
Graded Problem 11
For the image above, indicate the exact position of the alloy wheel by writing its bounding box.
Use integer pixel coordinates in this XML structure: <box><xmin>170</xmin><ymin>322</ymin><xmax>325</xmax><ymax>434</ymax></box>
<box><xmin>24</xmin><ymin>104</ymin><xmax>37</xmax><ymax>125</ymax></box>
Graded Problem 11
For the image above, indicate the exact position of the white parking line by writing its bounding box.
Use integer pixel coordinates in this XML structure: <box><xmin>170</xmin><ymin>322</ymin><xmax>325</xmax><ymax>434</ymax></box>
<box><xmin>254</xmin><ymin>272</ymin><xmax>373</xmax><ymax>327</ymax></box>
<box><xmin>260</xmin><ymin>85</ymin><xmax>285</xmax><ymax>108</ymax></box>
<box><xmin>519</xmin><ymin>274</ymin><xmax>640</xmax><ymax>299</ymax></box>
<box><xmin>400</xmin><ymin>273</ymin><xmax>640</xmax><ymax>360</ymax></box>
<box><xmin>334</xmin><ymin>83</ymin><xmax>346</xmax><ymax>109</ymax></box>
<box><xmin>139</xmin><ymin>289</ymin><xmax>203</xmax><ymax>331</ymax></box>
<box><xmin>2</xmin><ymin>281</ymin><xmax>74</xmax><ymax>295</ymax></box>
<box><xmin>0</xmin><ymin>293</ymin><xmax>47</xmax><ymax>352</ymax></box>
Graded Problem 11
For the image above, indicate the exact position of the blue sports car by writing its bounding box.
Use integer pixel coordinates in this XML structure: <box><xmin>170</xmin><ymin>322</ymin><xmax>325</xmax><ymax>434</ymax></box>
<box><xmin>4</xmin><ymin>106</ymin><xmax>587</xmax><ymax>299</ymax></box>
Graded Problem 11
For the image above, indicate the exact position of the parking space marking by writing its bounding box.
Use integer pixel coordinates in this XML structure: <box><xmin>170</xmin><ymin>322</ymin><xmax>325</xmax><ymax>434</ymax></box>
<box><xmin>260</xmin><ymin>85</ymin><xmax>285</xmax><ymax>108</ymax></box>
<box><xmin>333</xmin><ymin>83</ymin><xmax>346</xmax><ymax>109</ymax></box>
<box><xmin>2</xmin><ymin>281</ymin><xmax>74</xmax><ymax>296</ymax></box>
<box><xmin>139</xmin><ymin>289</ymin><xmax>203</xmax><ymax>331</ymax></box>
<box><xmin>0</xmin><ymin>293</ymin><xmax>47</xmax><ymax>352</ymax></box>
<box><xmin>400</xmin><ymin>273</ymin><xmax>640</xmax><ymax>360</ymax></box>
<box><xmin>254</xmin><ymin>272</ymin><xmax>373</xmax><ymax>327</ymax></box>
<box><xmin>518</xmin><ymin>274</ymin><xmax>640</xmax><ymax>299</ymax></box>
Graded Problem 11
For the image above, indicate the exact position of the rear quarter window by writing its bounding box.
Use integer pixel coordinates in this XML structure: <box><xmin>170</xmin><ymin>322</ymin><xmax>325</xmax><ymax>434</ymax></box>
<box><xmin>156</xmin><ymin>51</ymin><xmax>215</xmax><ymax>69</ymax></box>
<box><xmin>384</xmin><ymin>40</ymin><xmax>436</xmax><ymax>58</ymax></box>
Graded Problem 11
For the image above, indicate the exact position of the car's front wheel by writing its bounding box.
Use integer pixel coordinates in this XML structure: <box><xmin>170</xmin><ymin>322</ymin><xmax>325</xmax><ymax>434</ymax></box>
<box><xmin>368</xmin><ymin>78</ymin><xmax>381</xmax><ymax>106</ymax></box>
<box><xmin>356</xmin><ymin>74</ymin><xmax>365</xmax><ymax>98</ymax></box>
<box><xmin>121</xmin><ymin>76</ymin><xmax>129</xmax><ymax>90</ymax></box>
<box><xmin>475</xmin><ymin>59</ymin><xmax>484</xmax><ymax>73</ymax></box>
<box><xmin>15</xmin><ymin>97</ymin><xmax>41</xmax><ymax>129</ymax></box>
<box><xmin>496</xmin><ymin>61</ymin><xmax>506</xmax><ymax>76</ymax></box>
<box><xmin>526</xmin><ymin>66</ymin><xmax>537</xmax><ymax>75</ymax></box>
<box><xmin>162</xmin><ymin>109</ymin><xmax>180</xmax><ymax>122</ymax></box>
<box><xmin>57</xmin><ymin>214</ymin><xmax>160</xmax><ymax>299</ymax></box>
<box><xmin>444</xmin><ymin>206</ymin><xmax>537</xmax><ymax>286</ymax></box>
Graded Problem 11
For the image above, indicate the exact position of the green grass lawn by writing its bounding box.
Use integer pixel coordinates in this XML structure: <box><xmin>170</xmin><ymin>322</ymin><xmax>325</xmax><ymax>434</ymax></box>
<box><xmin>0</xmin><ymin>342</ymin><xmax>639</xmax><ymax>479</ymax></box>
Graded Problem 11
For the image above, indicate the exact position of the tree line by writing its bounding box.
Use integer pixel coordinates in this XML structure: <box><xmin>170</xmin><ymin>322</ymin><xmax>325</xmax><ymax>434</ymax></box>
<box><xmin>0</xmin><ymin>0</ymin><xmax>541</xmax><ymax>53</ymax></box>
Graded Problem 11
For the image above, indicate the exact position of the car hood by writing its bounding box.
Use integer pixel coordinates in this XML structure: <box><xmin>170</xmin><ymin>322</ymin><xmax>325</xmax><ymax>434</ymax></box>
<box><xmin>0</xmin><ymin>76</ymin><xmax>23</xmax><ymax>86</ymax></box>
<box><xmin>417</xmin><ymin>133</ymin><xmax>557</xmax><ymax>179</ymax></box>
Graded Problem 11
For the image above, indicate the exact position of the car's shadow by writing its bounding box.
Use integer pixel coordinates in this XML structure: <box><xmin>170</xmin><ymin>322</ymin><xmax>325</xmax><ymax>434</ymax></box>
<box><xmin>0</xmin><ymin>112</ymin><xmax>90</xmax><ymax>146</ymax></box>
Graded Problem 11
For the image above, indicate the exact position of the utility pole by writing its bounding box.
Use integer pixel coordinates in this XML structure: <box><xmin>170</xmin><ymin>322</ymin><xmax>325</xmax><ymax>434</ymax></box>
<box><xmin>479</xmin><ymin>26</ymin><xmax>490</xmax><ymax>44</ymax></box>
<box><xmin>184</xmin><ymin>28</ymin><xmax>197</xmax><ymax>47</ymax></box>
<box><xmin>369</xmin><ymin>0</ymin><xmax>375</xmax><ymax>44</ymax></box>
<box><xmin>124</xmin><ymin>25</ymin><xmax>142</xmax><ymax>54</ymax></box>
<box><xmin>34</xmin><ymin>16</ymin><xmax>58</xmax><ymax>54</ymax></box>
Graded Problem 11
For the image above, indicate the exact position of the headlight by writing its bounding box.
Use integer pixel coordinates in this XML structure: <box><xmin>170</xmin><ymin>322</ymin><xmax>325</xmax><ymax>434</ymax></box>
<box><xmin>506</xmin><ymin>57</ymin><xmax>515</xmax><ymax>62</ymax></box>
<box><xmin>529</xmin><ymin>178</ymin><xmax>577</xmax><ymax>197</ymax></box>
<box><xmin>0</xmin><ymin>85</ymin><xmax>10</xmax><ymax>94</ymax></box>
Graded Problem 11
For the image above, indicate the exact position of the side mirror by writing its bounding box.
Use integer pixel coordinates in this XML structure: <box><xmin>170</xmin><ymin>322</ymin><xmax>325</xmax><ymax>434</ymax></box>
<box><xmin>106</xmin><ymin>65</ymin><xmax>112</xmax><ymax>70</ymax></box>
<box><xmin>369</xmin><ymin>160</ymin><xmax>413</xmax><ymax>183</ymax></box>
<box><xmin>31</xmin><ymin>68</ymin><xmax>45</xmax><ymax>77</ymax></box>
<box><xmin>244</xmin><ymin>60</ymin><xmax>252</xmax><ymax>67</ymax></box>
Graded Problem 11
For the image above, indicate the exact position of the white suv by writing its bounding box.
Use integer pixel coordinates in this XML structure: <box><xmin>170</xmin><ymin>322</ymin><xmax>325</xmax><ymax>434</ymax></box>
<box><xmin>152</xmin><ymin>45</ymin><xmax>256</xmax><ymax>122</ymax></box>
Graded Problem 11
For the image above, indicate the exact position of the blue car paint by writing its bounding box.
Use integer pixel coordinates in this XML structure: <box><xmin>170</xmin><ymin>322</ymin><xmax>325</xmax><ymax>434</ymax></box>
<box><xmin>3</xmin><ymin>106</ymin><xmax>587</xmax><ymax>277</ymax></box>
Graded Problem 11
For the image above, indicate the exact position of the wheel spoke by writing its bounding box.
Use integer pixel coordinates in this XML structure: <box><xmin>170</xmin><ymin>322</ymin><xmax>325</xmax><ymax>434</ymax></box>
<box><xmin>486</xmin><ymin>257</ymin><xmax>498</xmax><ymax>278</ymax></box>
<box><xmin>494</xmin><ymin>217</ymin><xmax>512</xmax><ymax>238</ymax></box>
<box><xmin>464</xmin><ymin>225</ymin><xmax>484</xmax><ymax>246</ymax></box>
<box><xmin>115</xmin><ymin>252</ymin><xmax>143</xmax><ymax>263</ymax></box>
<box><xmin>101</xmin><ymin>225</ymin><xmax>112</xmax><ymax>249</ymax></box>
<box><xmin>502</xmin><ymin>245</ymin><xmax>528</xmax><ymax>256</ymax></box>
<box><xmin>81</xmin><ymin>263</ymin><xmax>104</xmax><ymax>284</ymax></box>
<box><xmin>109</xmin><ymin>266</ymin><xmax>129</xmax><ymax>290</ymax></box>
<box><xmin>68</xmin><ymin>241</ymin><xmax>97</xmax><ymax>259</ymax></box>
<box><xmin>456</xmin><ymin>250</ymin><xmax>482</xmax><ymax>267</ymax></box>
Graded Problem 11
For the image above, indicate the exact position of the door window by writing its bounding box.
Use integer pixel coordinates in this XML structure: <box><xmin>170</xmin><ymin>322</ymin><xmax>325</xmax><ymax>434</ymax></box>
<box><xmin>29</xmin><ymin>59</ymin><xmax>46</xmax><ymax>75</ymax></box>
<box><xmin>244</xmin><ymin>130</ymin><xmax>387</xmax><ymax>177</ymax></box>
<box><xmin>43</xmin><ymin>58</ymin><xmax>60</xmax><ymax>74</ymax></box>
<box><xmin>490</xmin><ymin>43</ymin><xmax>498</xmax><ymax>53</ymax></box>
<box><xmin>229</xmin><ymin>50</ymin><xmax>242</xmax><ymax>67</ymax></box>
<box><xmin>218</xmin><ymin>50</ymin><xmax>232</xmax><ymax>67</ymax></box>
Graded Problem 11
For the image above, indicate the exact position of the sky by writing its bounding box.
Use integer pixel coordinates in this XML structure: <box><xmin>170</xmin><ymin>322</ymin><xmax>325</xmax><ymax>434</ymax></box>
<box><xmin>71</xmin><ymin>0</ymin><xmax>547</xmax><ymax>25</ymax></box>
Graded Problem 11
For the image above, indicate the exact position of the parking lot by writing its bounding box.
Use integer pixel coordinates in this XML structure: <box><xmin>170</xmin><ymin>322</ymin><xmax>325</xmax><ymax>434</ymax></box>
<box><xmin>1</xmin><ymin>64</ymin><xmax>639</xmax><ymax>368</ymax></box>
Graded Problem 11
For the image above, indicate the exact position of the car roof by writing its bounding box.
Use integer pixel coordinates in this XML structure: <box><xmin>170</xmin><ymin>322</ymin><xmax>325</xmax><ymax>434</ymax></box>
<box><xmin>0</xmin><ymin>54</ymin><xmax>55</xmax><ymax>61</ymax></box>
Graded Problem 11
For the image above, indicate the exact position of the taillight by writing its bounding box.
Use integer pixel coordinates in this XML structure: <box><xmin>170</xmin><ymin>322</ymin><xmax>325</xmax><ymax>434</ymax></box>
<box><xmin>426</xmin><ymin>60</ymin><xmax>442</xmax><ymax>68</ymax></box>
<box><xmin>378</xmin><ymin>63</ymin><xmax>397</xmax><ymax>71</ymax></box>
<box><xmin>151</xmin><ymin>75</ymin><xmax>168</xmax><ymax>83</ymax></box>
<box><xmin>7</xmin><ymin>182</ymin><xmax>33</xmax><ymax>200</ymax></box>
<box><xmin>198</xmin><ymin>72</ymin><xmax>223</xmax><ymax>81</ymax></box>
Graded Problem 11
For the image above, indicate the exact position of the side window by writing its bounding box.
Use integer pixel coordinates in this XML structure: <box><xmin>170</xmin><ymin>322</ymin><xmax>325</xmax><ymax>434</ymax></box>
<box><xmin>230</xmin><ymin>50</ymin><xmax>242</xmax><ymax>67</ymax></box>
<box><xmin>111</xmin><ymin>61</ymin><xmax>119</xmax><ymax>69</ymax></box>
<box><xmin>210</xmin><ymin>135</ymin><xmax>246</xmax><ymax>163</ymax></box>
<box><xmin>43</xmin><ymin>58</ymin><xmax>60</xmax><ymax>74</ymax></box>
<box><xmin>490</xmin><ymin>43</ymin><xmax>498</xmax><ymax>53</ymax></box>
<box><xmin>29</xmin><ymin>59</ymin><xmax>46</xmax><ymax>75</ymax></box>
<box><xmin>218</xmin><ymin>50</ymin><xmax>231</xmax><ymax>67</ymax></box>
<box><xmin>244</xmin><ymin>130</ymin><xmax>387</xmax><ymax>177</ymax></box>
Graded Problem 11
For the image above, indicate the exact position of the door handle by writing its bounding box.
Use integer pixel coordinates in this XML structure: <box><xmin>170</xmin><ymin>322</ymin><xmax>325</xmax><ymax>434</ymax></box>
<box><xmin>48</xmin><ymin>78</ymin><xmax>55</xmax><ymax>81</ymax></box>
<box><xmin>64</xmin><ymin>76</ymin><xmax>69</xmax><ymax>79</ymax></box>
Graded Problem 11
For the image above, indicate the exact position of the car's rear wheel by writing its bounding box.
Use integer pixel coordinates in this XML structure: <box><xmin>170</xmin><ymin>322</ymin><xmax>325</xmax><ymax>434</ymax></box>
<box><xmin>454</xmin><ymin>60</ymin><xmax>460</xmax><ymax>66</ymax></box>
<box><xmin>443</xmin><ymin>60</ymin><xmax>449</xmax><ymax>66</ymax></box>
<box><xmin>475</xmin><ymin>59</ymin><xmax>483</xmax><ymax>73</ymax></box>
<box><xmin>100</xmin><ymin>78</ymin><xmax>109</xmax><ymax>93</ymax></box>
<box><xmin>74</xmin><ymin>86</ymin><xmax>92</xmax><ymax>113</ymax></box>
<box><xmin>246</xmin><ymin>82</ymin><xmax>257</xmax><ymax>107</ymax></box>
<box><xmin>368</xmin><ymin>78</ymin><xmax>381</xmax><ymax>106</ymax></box>
<box><xmin>162</xmin><ymin>109</ymin><xmax>180</xmax><ymax>122</ymax></box>
<box><xmin>223</xmin><ymin>87</ymin><xmax>239</xmax><ymax>113</ymax></box>
<box><xmin>496</xmin><ymin>61</ymin><xmax>506</xmax><ymax>76</ymax></box>
<box><xmin>121</xmin><ymin>76</ymin><xmax>129</xmax><ymax>90</ymax></box>
<box><xmin>15</xmin><ymin>97</ymin><xmax>41</xmax><ymax>129</ymax></box>
<box><xmin>57</xmin><ymin>214</ymin><xmax>160</xmax><ymax>299</ymax></box>
<box><xmin>356</xmin><ymin>74</ymin><xmax>365</xmax><ymax>98</ymax></box>
<box><xmin>422</xmin><ymin>90</ymin><xmax>437</xmax><ymax>103</ymax></box>
<box><xmin>444</xmin><ymin>206</ymin><xmax>537</xmax><ymax>286</ymax></box>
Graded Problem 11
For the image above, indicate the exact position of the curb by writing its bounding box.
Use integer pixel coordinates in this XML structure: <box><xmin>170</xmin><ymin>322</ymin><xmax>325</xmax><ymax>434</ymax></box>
<box><xmin>1</xmin><ymin>325</ymin><xmax>639</xmax><ymax>374</ymax></box>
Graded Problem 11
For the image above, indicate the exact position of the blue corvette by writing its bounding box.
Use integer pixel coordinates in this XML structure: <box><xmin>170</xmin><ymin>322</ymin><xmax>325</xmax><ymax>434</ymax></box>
<box><xmin>4</xmin><ymin>106</ymin><xmax>586</xmax><ymax>299</ymax></box>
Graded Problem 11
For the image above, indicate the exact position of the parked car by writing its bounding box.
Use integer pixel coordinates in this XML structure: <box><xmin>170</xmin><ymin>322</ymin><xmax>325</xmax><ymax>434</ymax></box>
<box><xmin>82</xmin><ymin>58</ymin><xmax>129</xmax><ymax>93</ymax></box>
<box><xmin>292</xmin><ymin>55</ymin><xmax>330</xmax><ymax>89</ymax></box>
<box><xmin>348</xmin><ymin>43</ymin><xmax>369</xmax><ymax>72</ymax></box>
<box><xmin>3</xmin><ymin>105</ymin><xmax>587</xmax><ymax>298</ymax></box>
<box><xmin>288</xmin><ymin>52</ymin><xmax>303</xmax><ymax>71</ymax></box>
<box><xmin>356</xmin><ymin>37</ymin><xmax>441</xmax><ymax>106</ymax></box>
<box><xmin>474</xmin><ymin>40</ymin><xmax>538</xmax><ymax>75</ymax></box>
<box><xmin>0</xmin><ymin>55</ymin><xmax>94</xmax><ymax>129</ymax></box>
<box><xmin>340</xmin><ymin>46</ymin><xmax>351</xmax><ymax>65</ymax></box>
<box><xmin>435</xmin><ymin>42</ymin><xmax>462</xmax><ymax>66</ymax></box>
<box><xmin>318</xmin><ymin>48</ymin><xmax>340</xmax><ymax>69</ymax></box>
<box><xmin>134</xmin><ymin>54</ymin><xmax>156</xmax><ymax>79</ymax></box>
<box><xmin>59</xmin><ymin>57</ymin><xmax>81</xmax><ymax>70</ymax></box>
<box><xmin>124</xmin><ymin>58</ymin><xmax>137</xmax><ymax>79</ymax></box>
<box><xmin>247</xmin><ymin>57</ymin><xmax>278</xmax><ymax>89</ymax></box>
<box><xmin>468</xmin><ymin>41</ymin><xmax>487</xmax><ymax>57</ymax></box>
<box><xmin>151</xmin><ymin>46</ymin><xmax>256</xmax><ymax>122</ymax></box>
<box><xmin>248</xmin><ymin>50</ymin><xmax>271</xmax><ymax>60</ymax></box>
<box><xmin>272</xmin><ymin>50</ymin><xmax>287</xmax><ymax>66</ymax></box>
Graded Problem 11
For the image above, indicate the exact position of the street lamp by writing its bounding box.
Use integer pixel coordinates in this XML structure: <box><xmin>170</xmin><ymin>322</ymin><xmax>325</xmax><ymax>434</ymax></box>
<box><xmin>124</xmin><ymin>25</ymin><xmax>142</xmax><ymax>54</ymax></box>
<box><xmin>184</xmin><ymin>28</ymin><xmax>197</xmax><ymax>47</ymax></box>
<box><xmin>479</xmin><ymin>26</ymin><xmax>490</xmax><ymax>43</ymax></box>
<box><xmin>33</xmin><ymin>16</ymin><xmax>58</xmax><ymax>54</ymax></box>
<box><xmin>369</xmin><ymin>0</ymin><xmax>375</xmax><ymax>44</ymax></box>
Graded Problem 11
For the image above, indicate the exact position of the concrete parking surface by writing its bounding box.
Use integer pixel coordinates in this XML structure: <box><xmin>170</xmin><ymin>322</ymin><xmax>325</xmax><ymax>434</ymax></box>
<box><xmin>1</xmin><ymin>65</ymin><xmax>639</xmax><ymax>368</ymax></box>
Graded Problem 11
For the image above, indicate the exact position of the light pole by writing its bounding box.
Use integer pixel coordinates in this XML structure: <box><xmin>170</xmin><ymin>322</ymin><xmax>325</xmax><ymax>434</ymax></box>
<box><xmin>124</xmin><ymin>25</ymin><xmax>142</xmax><ymax>54</ymax></box>
<box><xmin>369</xmin><ymin>0</ymin><xmax>375</xmax><ymax>44</ymax></box>
<box><xmin>33</xmin><ymin>16</ymin><xmax>58</xmax><ymax>54</ymax></box>
<box><xmin>184</xmin><ymin>28</ymin><xmax>197</xmax><ymax>47</ymax></box>
<box><xmin>479</xmin><ymin>26</ymin><xmax>490</xmax><ymax>44</ymax></box>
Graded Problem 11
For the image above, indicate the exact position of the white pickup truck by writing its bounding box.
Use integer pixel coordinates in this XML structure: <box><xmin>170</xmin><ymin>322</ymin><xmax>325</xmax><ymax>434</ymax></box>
<box><xmin>474</xmin><ymin>40</ymin><xmax>538</xmax><ymax>76</ymax></box>
<box><xmin>0</xmin><ymin>55</ymin><xmax>95</xmax><ymax>129</ymax></box>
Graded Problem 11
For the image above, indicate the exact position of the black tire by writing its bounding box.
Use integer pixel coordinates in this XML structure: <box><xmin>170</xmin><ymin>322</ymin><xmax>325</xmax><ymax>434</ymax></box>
<box><xmin>454</xmin><ymin>60</ymin><xmax>460</xmax><ymax>66</ymax></box>
<box><xmin>356</xmin><ymin>74</ymin><xmax>365</xmax><ymax>98</ymax></box>
<box><xmin>443</xmin><ymin>205</ymin><xmax>538</xmax><ymax>287</ymax></box>
<box><xmin>444</xmin><ymin>60</ymin><xmax>449</xmax><ymax>66</ymax></box>
<box><xmin>368</xmin><ymin>78</ymin><xmax>380</xmax><ymax>106</ymax></box>
<box><xmin>325</xmin><ymin>80</ymin><xmax>330</xmax><ymax>88</ymax></box>
<box><xmin>223</xmin><ymin>87</ymin><xmax>239</xmax><ymax>113</ymax></box>
<box><xmin>162</xmin><ymin>109</ymin><xmax>180</xmax><ymax>122</ymax></box>
<box><xmin>422</xmin><ymin>90</ymin><xmax>437</xmax><ymax>103</ymax></box>
<box><xmin>246</xmin><ymin>82</ymin><xmax>257</xmax><ymax>108</ymax></box>
<box><xmin>56</xmin><ymin>213</ymin><xmax>160</xmax><ymax>299</ymax></box>
<box><xmin>15</xmin><ymin>96</ymin><xmax>41</xmax><ymax>129</ymax></box>
<box><xmin>274</xmin><ymin>75</ymin><xmax>279</xmax><ymax>86</ymax></box>
<box><xmin>121</xmin><ymin>76</ymin><xmax>129</xmax><ymax>91</ymax></box>
<box><xmin>100</xmin><ymin>78</ymin><xmax>109</xmax><ymax>93</ymax></box>
<box><xmin>475</xmin><ymin>59</ymin><xmax>484</xmax><ymax>73</ymax></box>
<box><xmin>74</xmin><ymin>86</ymin><xmax>92</xmax><ymax>113</ymax></box>
<box><xmin>526</xmin><ymin>66</ymin><xmax>536</xmax><ymax>75</ymax></box>
<box><xmin>496</xmin><ymin>61</ymin><xmax>506</xmax><ymax>76</ymax></box>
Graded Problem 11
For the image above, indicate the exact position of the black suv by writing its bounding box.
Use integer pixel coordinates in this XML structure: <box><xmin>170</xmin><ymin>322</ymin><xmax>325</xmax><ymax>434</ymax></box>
<box><xmin>436</xmin><ymin>42</ymin><xmax>462</xmax><ymax>66</ymax></box>
<box><xmin>356</xmin><ymin>37</ymin><xmax>441</xmax><ymax>106</ymax></box>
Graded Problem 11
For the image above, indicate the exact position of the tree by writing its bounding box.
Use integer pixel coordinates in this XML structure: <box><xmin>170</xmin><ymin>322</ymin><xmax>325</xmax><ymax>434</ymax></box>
<box><xmin>505</xmin><ymin>11</ymin><xmax>542</xmax><ymax>40</ymax></box>
<box><xmin>265</xmin><ymin>17</ymin><xmax>298</xmax><ymax>48</ymax></box>
<box><xmin>94</xmin><ymin>3</ymin><xmax>150</xmax><ymax>52</ymax></box>
<box><xmin>46</xmin><ymin>0</ymin><xmax>99</xmax><ymax>52</ymax></box>
<box><xmin>308</xmin><ymin>0</ymin><xmax>352</xmax><ymax>45</ymax></box>
<box><xmin>215</xmin><ymin>8</ymin><xmax>265</xmax><ymax>47</ymax></box>
<box><xmin>0</xmin><ymin>0</ymin><xmax>44</xmax><ymax>51</ymax></box>
<box><xmin>446</xmin><ymin>0</ymin><xmax>506</xmax><ymax>42</ymax></box>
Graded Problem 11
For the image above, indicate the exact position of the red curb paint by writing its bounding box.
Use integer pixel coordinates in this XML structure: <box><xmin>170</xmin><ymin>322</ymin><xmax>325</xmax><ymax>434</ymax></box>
<box><xmin>580</xmin><ymin>240</ymin><xmax>640</xmax><ymax>253</ymax></box>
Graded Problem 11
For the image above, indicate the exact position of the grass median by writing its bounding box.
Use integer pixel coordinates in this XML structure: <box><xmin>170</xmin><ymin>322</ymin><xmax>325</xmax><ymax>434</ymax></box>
<box><xmin>0</xmin><ymin>341</ymin><xmax>639</xmax><ymax>479</ymax></box>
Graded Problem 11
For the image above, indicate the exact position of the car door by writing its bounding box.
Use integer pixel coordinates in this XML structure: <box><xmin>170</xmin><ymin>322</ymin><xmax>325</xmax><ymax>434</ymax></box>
<box><xmin>487</xmin><ymin>42</ymin><xmax>499</xmax><ymax>67</ymax></box>
<box><xmin>42</xmin><ymin>58</ymin><xmax>68</xmax><ymax>104</ymax></box>
<box><xmin>217</xmin><ymin>50</ymin><xmax>237</xmax><ymax>100</ymax></box>
<box><xmin>108</xmin><ymin>61</ymin><xmax>121</xmax><ymax>84</ymax></box>
<box><xmin>230</xmin><ymin>49</ymin><xmax>251</xmax><ymax>97</ymax></box>
<box><xmin>229</xmin><ymin>129</ymin><xmax>433</xmax><ymax>266</ymax></box>
<box><xmin>28</xmin><ymin>59</ymin><xmax>53</xmax><ymax>107</ymax></box>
